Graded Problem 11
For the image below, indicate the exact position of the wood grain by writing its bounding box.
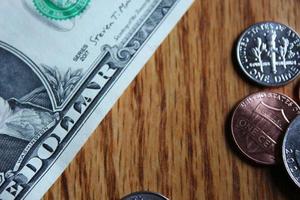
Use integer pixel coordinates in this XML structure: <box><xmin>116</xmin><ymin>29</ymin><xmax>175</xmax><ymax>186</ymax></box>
<box><xmin>43</xmin><ymin>0</ymin><xmax>300</xmax><ymax>199</ymax></box>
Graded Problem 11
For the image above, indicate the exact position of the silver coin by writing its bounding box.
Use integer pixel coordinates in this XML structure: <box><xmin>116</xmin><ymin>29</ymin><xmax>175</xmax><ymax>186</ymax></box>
<box><xmin>121</xmin><ymin>191</ymin><xmax>168</xmax><ymax>200</ymax></box>
<box><xmin>283</xmin><ymin>115</ymin><xmax>300</xmax><ymax>188</ymax></box>
<box><xmin>237</xmin><ymin>22</ymin><xmax>300</xmax><ymax>86</ymax></box>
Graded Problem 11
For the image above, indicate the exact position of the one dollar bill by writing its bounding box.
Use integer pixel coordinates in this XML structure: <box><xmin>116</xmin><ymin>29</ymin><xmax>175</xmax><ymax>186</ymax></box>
<box><xmin>0</xmin><ymin>0</ymin><xmax>193</xmax><ymax>199</ymax></box>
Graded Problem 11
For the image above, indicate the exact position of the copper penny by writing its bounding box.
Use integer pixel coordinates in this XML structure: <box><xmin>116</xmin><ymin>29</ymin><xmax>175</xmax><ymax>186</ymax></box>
<box><xmin>231</xmin><ymin>92</ymin><xmax>300</xmax><ymax>165</ymax></box>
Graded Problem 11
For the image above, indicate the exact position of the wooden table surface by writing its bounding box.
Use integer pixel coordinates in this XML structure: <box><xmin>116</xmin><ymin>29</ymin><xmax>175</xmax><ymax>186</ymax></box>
<box><xmin>44</xmin><ymin>0</ymin><xmax>300</xmax><ymax>199</ymax></box>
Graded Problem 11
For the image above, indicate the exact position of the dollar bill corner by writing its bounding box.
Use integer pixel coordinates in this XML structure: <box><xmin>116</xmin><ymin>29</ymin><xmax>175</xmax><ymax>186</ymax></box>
<box><xmin>0</xmin><ymin>0</ymin><xmax>194</xmax><ymax>199</ymax></box>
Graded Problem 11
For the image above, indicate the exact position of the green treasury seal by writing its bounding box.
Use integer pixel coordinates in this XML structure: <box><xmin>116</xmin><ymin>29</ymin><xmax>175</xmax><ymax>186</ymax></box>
<box><xmin>33</xmin><ymin>0</ymin><xmax>90</xmax><ymax>20</ymax></box>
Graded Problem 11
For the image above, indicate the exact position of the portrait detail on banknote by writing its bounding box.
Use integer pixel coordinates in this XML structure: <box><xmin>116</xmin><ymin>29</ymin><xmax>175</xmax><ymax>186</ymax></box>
<box><xmin>0</xmin><ymin>44</ymin><xmax>59</xmax><ymax>186</ymax></box>
<box><xmin>0</xmin><ymin>0</ymin><xmax>193</xmax><ymax>199</ymax></box>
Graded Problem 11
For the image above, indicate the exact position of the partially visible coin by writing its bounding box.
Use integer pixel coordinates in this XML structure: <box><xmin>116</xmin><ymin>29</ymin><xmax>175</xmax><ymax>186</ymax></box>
<box><xmin>283</xmin><ymin>115</ymin><xmax>300</xmax><ymax>188</ymax></box>
<box><xmin>237</xmin><ymin>22</ymin><xmax>300</xmax><ymax>86</ymax></box>
<box><xmin>121</xmin><ymin>191</ymin><xmax>168</xmax><ymax>200</ymax></box>
<box><xmin>231</xmin><ymin>92</ymin><xmax>300</xmax><ymax>165</ymax></box>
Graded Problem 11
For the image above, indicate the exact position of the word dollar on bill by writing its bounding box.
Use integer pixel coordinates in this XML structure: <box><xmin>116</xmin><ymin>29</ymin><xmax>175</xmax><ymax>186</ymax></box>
<box><xmin>0</xmin><ymin>0</ymin><xmax>193</xmax><ymax>199</ymax></box>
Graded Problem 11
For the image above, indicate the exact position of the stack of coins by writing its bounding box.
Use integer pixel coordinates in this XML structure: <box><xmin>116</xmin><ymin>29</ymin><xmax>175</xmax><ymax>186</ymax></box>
<box><xmin>232</xmin><ymin>22</ymin><xmax>300</xmax><ymax>187</ymax></box>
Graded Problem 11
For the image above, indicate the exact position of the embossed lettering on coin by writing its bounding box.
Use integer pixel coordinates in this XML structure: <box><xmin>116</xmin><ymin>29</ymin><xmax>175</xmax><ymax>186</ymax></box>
<box><xmin>231</xmin><ymin>92</ymin><xmax>300</xmax><ymax>165</ymax></box>
<box><xmin>237</xmin><ymin>22</ymin><xmax>300</xmax><ymax>86</ymax></box>
<box><xmin>283</xmin><ymin>115</ymin><xmax>300</xmax><ymax>188</ymax></box>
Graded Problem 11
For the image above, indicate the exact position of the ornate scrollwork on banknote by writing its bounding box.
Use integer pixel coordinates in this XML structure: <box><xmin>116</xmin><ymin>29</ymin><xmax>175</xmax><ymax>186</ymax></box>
<box><xmin>0</xmin><ymin>0</ymin><xmax>193</xmax><ymax>199</ymax></box>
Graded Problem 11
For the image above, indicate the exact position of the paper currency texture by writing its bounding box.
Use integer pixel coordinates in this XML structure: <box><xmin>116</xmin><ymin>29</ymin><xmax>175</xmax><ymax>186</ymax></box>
<box><xmin>0</xmin><ymin>0</ymin><xmax>193</xmax><ymax>199</ymax></box>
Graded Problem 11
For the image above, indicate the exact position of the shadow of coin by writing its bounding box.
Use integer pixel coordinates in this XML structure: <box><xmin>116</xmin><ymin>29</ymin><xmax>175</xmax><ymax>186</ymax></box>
<box><xmin>270</xmin><ymin>165</ymin><xmax>300</xmax><ymax>199</ymax></box>
<box><xmin>293</xmin><ymin>79</ymin><xmax>300</xmax><ymax>104</ymax></box>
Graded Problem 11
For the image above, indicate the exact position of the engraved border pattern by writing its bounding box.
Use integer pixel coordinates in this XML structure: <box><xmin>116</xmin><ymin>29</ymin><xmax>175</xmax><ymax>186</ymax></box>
<box><xmin>0</xmin><ymin>0</ymin><xmax>179</xmax><ymax>199</ymax></box>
